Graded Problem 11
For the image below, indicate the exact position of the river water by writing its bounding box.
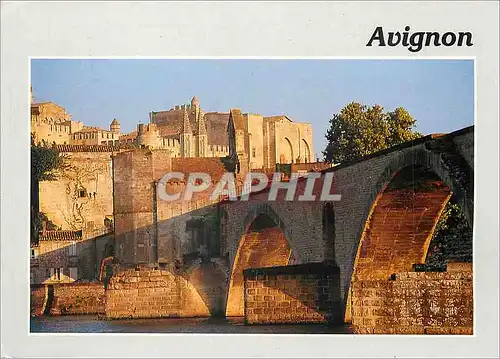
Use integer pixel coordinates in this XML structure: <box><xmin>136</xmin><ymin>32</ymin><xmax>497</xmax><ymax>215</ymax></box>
<box><xmin>30</xmin><ymin>315</ymin><xmax>353</xmax><ymax>334</ymax></box>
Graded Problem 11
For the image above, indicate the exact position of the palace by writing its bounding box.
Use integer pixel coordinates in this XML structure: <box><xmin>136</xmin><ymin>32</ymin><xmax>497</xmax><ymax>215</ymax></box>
<box><xmin>30</xmin><ymin>88</ymin><xmax>315</xmax><ymax>170</ymax></box>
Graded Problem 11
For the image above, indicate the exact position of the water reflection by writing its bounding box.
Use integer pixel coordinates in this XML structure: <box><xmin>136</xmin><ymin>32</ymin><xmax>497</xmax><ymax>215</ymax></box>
<box><xmin>30</xmin><ymin>315</ymin><xmax>353</xmax><ymax>334</ymax></box>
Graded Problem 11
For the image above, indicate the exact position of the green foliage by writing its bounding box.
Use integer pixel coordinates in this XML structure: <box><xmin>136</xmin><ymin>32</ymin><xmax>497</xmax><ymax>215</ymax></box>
<box><xmin>323</xmin><ymin>102</ymin><xmax>421</xmax><ymax>164</ymax></box>
<box><xmin>31</xmin><ymin>135</ymin><xmax>68</xmax><ymax>243</ymax></box>
<box><xmin>31</xmin><ymin>135</ymin><xmax>68</xmax><ymax>181</ymax></box>
<box><xmin>424</xmin><ymin>201</ymin><xmax>473</xmax><ymax>269</ymax></box>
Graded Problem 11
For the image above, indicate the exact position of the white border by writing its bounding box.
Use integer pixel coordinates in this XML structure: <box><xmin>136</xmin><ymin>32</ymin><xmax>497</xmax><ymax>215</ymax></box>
<box><xmin>2</xmin><ymin>1</ymin><xmax>499</xmax><ymax>358</ymax></box>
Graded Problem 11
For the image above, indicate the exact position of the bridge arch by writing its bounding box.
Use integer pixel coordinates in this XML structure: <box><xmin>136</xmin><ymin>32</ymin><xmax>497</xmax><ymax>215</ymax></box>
<box><xmin>344</xmin><ymin>147</ymin><xmax>473</xmax><ymax>321</ymax></box>
<box><xmin>225</xmin><ymin>203</ymin><xmax>301</xmax><ymax>317</ymax></box>
<box><xmin>182</xmin><ymin>259</ymin><xmax>229</xmax><ymax>317</ymax></box>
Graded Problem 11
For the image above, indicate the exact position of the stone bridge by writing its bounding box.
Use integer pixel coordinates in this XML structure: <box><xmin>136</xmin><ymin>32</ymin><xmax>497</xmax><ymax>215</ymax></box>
<box><xmin>107</xmin><ymin>126</ymin><xmax>473</xmax><ymax>326</ymax></box>
<box><xmin>220</xmin><ymin>126</ymin><xmax>473</xmax><ymax>318</ymax></box>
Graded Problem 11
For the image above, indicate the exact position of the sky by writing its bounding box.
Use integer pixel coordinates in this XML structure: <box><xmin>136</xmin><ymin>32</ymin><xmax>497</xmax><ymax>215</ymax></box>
<box><xmin>31</xmin><ymin>59</ymin><xmax>474</xmax><ymax>158</ymax></box>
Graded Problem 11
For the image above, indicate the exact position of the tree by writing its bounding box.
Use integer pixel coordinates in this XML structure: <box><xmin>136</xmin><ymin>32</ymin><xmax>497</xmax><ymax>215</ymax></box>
<box><xmin>31</xmin><ymin>135</ymin><xmax>68</xmax><ymax>243</ymax></box>
<box><xmin>419</xmin><ymin>202</ymin><xmax>473</xmax><ymax>271</ymax></box>
<box><xmin>323</xmin><ymin>102</ymin><xmax>421</xmax><ymax>164</ymax></box>
<box><xmin>322</xmin><ymin>104</ymin><xmax>471</xmax><ymax>270</ymax></box>
<box><xmin>31</xmin><ymin>136</ymin><xmax>68</xmax><ymax>181</ymax></box>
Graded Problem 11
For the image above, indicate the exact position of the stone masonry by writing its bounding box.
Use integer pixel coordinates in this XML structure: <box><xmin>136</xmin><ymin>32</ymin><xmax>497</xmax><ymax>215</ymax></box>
<box><xmin>102</xmin><ymin>126</ymin><xmax>472</xmax><ymax>322</ymax></box>
<box><xmin>350</xmin><ymin>263</ymin><xmax>473</xmax><ymax>334</ymax></box>
<box><xmin>108</xmin><ymin>148</ymin><xmax>232</xmax><ymax>319</ymax></box>
<box><xmin>50</xmin><ymin>282</ymin><xmax>106</xmax><ymax>315</ymax></box>
<box><xmin>223</xmin><ymin>126</ymin><xmax>474</xmax><ymax>319</ymax></box>
<box><xmin>105</xmin><ymin>266</ymin><xmax>212</xmax><ymax>319</ymax></box>
<box><xmin>243</xmin><ymin>263</ymin><xmax>342</xmax><ymax>325</ymax></box>
<box><xmin>30</xmin><ymin>282</ymin><xmax>105</xmax><ymax>316</ymax></box>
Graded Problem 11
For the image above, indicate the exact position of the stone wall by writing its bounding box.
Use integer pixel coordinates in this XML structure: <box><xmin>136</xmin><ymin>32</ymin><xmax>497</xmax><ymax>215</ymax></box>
<box><xmin>39</xmin><ymin>151</ymin><xmax>114</xmax><ymax>231</ymax></box>
<box><xmin>31</xmin><ymin>233</ymin><xmax>114</xmax><ymax>284</ymax></box>
<box><xmin>30</xmin><ymin>282</ymin><xmax>105</xmax><ymax>316</ymax></box>
<box><xmin>105</xmin><ymin>266</ymin><xmax>215</xmax><ymax>319</ymax></box>
<box><xmin>31</xmin><ymin>121</ymin><xmax>71</xmax><ymax>145</ymax></box>
<box><xmin>291</xmin><ymin>162</ymin><xmax>333</xmax><ymax>173</ymax></box>
<box><xmin>226</xmin><ymin>227</ymin><xmax>291</xmax><ymax>317</ymax></box>
<box><xmin>31</xmin><ymin>101</ymin><xmax>73</xmax><ymax>145</ymax></box>
<box><xmin>50</xmin><ymin>282</ymin><xmax>106</xmax><ymax>315</ymax></box>
<box><xmin>350</xmin><ymin>266</ymin><xmax>473</xmax><ymax>334</ymax></box>
<box><xmin>245</xmin><ymin>114</ymin><xmax>265</xmax><ymax>170</ymax></box>
<box><xmin>451</xmin><ymin>126</ymin><xmax>474</xmax><ymax>170</ymax></box>
<box><xmin>30</xmin><ymin>285</ymin><xmax>47</xmax><ymax>316</ymax></box>
<box><xmin>224</xmin><ymin>127</ymin><xmax>474</xmax><ymax>316</ymax></box>
<box><xmin>243</xmin><ymin>263</ymin><xmax>342</xmax><ymax>325</ymax></box>
<box><xmin>113</xmin><ymin>149</ymin><xmax>229</xmax><ymax>267</ymax></box>
<box><xmin>274</xmin><ymin>121</ymin><xmax>314</xmax><ymax>164</ymax></box>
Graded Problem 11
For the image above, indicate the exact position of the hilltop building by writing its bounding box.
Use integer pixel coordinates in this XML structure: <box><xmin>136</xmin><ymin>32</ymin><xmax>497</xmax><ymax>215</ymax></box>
<box><xmin>126</xmin><ymin>96</ymin><xmax>314</xmax><ymax>170</ymax></box>
<box><xmin>30</xmin><ymin>88</ymin><xmax>314</xmax><ymax>170</ymax></box>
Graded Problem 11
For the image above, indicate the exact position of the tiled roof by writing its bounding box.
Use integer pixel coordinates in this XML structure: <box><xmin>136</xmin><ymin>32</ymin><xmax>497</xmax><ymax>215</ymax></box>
<box><xmin>54</xmin><ymin>143</ymin><xmax>138</xmax><ymax>153</ymax></box>
<box><xmin>204</xmin><ymin>112</ymin><xmax>230</xmax><ymax>146</ymax></box>
<box><xmin>172</xmin><ymin>157</ymin><xmax>227</xmax><ymax>183</ymax></box>
<box><xmin>153</xmin><ymin>108</ymin><xmax>200</xmax><ymax>135</ymax></box>
<box><xmin>39</xmin><ymin>230</ymin><xmax>83</xmax><ymax>241</ymax></box>
<box><xmin>171</xmin><ymin>157</ymin><xmax>229</xmax><ymax>201</ymax></box>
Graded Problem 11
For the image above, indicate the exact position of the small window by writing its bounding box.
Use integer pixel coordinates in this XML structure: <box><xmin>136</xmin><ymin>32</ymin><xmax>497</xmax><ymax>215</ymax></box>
<box><xmin>30</xmin><ymin>248</ymin><xmax>37</xmax><ymax>259</ymax></box>
<box><xmin>252</xmin><ymin>147</ymin><xmax>256</xmax><ymax>158</ymax></box>
<box><xmin>68</xmin><ymin>241</ymin><xmax>77</xmax><ymax>256</ymax></box>
<box><xmin>69</xmin><ymin>267</ymin><xmax>78</xmax><ymax>281</ymax></box>
<box><xmin>78</xmin><ymin>189</ymin><xmax>86</xmax><ymax>198</ymax></box>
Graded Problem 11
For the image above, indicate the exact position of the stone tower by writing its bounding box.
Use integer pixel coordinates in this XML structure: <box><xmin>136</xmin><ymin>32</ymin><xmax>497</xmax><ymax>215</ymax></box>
<box><xmin>137</xmin><ymin>123</ymin><xmax>161</xmax><ymax>148</ymax></box>
<box><xmin>191</xmin><ymin>95</ymin><xmax>200</xmax><ymax>120</ymax></box>
<box><xmin>227</xmin><ymin>109</ymin><xmax>249</xmax><ymax>175</ymax></box>
<box><xmin>180</xmin><ymin>109</ymin><xmax>193</xmax><ymax>157</ymax></box>
<box><xmin>197</xmin><ymin>112</ymin><xmax>208</xmax><ymax>157</ymax></box>
<box><xmin>110</xmin><ymin>118</ymin><xmax>120</xmax><ymax>134</ymax></box>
